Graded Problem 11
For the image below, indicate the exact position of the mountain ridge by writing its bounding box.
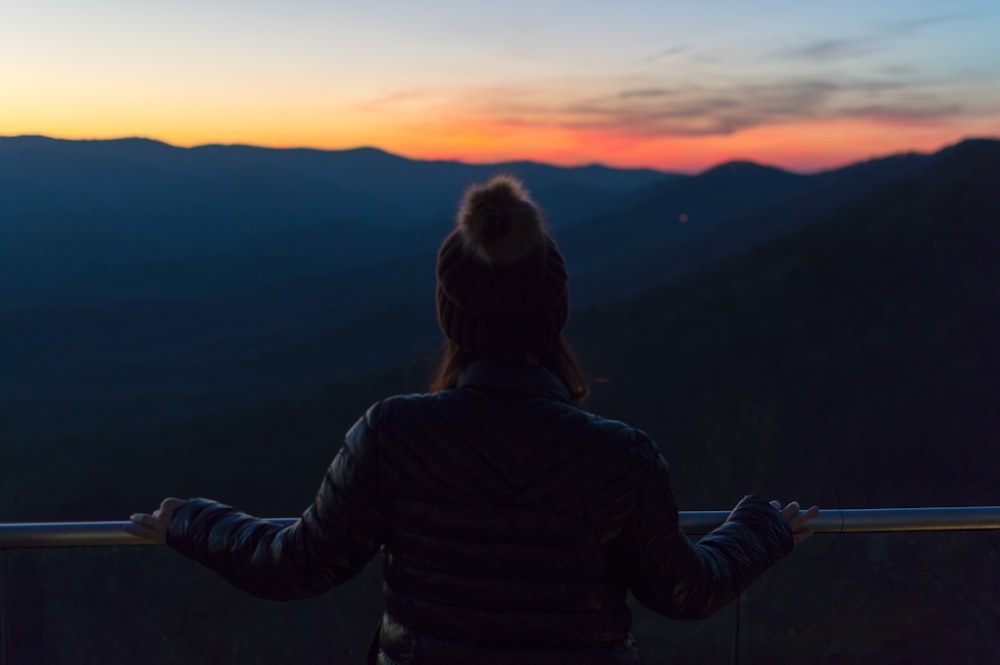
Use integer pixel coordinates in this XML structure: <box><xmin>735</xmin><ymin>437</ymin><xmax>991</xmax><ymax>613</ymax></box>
<box><xmin>1</xmin><ymin>136</ymin><xmax>996</xmax><ymax>445</ymax></box>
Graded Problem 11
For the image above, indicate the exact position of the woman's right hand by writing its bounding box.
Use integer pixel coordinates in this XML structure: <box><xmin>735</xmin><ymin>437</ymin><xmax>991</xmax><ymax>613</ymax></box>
<box><xmin>125</xmin><ymin>497</ymin><xmax>187</xmax><ymax>544</ymax></box>
<box><xmin>770</xmin><ymin>500</ymin><xmax>820</xmax><ymax>544</ymax></box>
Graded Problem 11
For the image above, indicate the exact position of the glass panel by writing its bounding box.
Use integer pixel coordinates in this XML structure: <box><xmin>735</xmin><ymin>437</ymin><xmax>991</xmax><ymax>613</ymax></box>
<box><xmin>3</xmin><ymin>546</ymin><xmax>382</xmax><ymax>664</ymax></box>
<box><xmin>2</xmin><ymin>545</ymin><xmax>738</xmax><ymax>664</ymax></box>
<box><xmin>3</xmin><ymin>532</ymin><xmax>998</xmax><ymax>664</ymax></box>
<box><xmin>629</xmin><ymin>599</ymin><xmax>736</xmax><ymax>664</ymax></box>
<box><xmin>739</xmin><ymin>531</ymin><xmax>1000</xmax><ymax>664</ymax></box>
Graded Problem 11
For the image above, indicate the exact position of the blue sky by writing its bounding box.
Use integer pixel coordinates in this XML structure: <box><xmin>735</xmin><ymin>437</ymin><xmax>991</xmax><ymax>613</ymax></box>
<box><xmin>3</xmin><ymin>1</ymin><xmax>998</xmax><ymax>169</ymax></box>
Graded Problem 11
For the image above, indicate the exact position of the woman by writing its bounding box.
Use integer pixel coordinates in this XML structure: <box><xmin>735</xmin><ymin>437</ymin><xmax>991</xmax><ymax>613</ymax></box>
<box><xmin>128</xmin><ymin>175</ymin><xmax>818</xmax><ymax>664</ymax></box>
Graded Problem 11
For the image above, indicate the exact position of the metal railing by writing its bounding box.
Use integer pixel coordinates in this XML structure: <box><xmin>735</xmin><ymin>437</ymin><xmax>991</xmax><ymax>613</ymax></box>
<box><xmin>2</xmin><ymin>507</ymin><xmax>999</xmax><ymax>665</ymax></box>
<box><xmin>3</xmin><ymin>506</ymin><xmax>1000</xmax><ymax>549</ymax></box>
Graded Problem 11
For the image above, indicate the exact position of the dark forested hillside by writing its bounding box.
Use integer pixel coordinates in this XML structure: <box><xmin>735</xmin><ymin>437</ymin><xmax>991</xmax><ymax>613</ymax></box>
<box><xmin>0</xmin><ymin>136</ymin><xmax>671</xmax><ymax>443</ymax></box>
<box><xmin>3</xmin><ymin>138</ymin><xmax>996</xmax><ymax>518</ymax></box>
<box><xmin>575</xmin><ymin>138</ymin><xmax>1000</xmax><ymax>509</ymax></box>
<box><xmin>563</xmin><ymin>150</ymin><xmax>932</xmax><ymax>304</ymax></box>
<box><xmin>0</xmin><ymin>136</ymin><xmax>669</xmax><ymax>306</ymax></box>
<box><xmin>1</xmin><ymin>137</ymin><xmax>981</xmax><ymax>450</ymax></box>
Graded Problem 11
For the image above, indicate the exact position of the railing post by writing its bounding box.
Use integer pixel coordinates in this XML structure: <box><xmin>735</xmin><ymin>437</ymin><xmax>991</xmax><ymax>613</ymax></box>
<box><xmin>1</xmin><ymin>549</ymin><xmax>7</xmax><ymax>665</ymax></box>
<box><xmin>731</xmin><ymin>593</ymin><xmax>741</xmax><ymax>665</ymax></box>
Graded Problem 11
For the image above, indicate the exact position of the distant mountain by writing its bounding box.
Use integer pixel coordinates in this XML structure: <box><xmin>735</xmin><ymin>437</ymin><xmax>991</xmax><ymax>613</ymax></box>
<box><xmin>0</xmin><ymin>136</ymin><xmax>995</xmax><ymax>448</ymax></box>
<box><xmin>561</xmin><ymin>151</ymin><xmax>932</xmax><ymax>304</ymax></box>
<box><xmin>574</xmin><ymin>136</ymin><xmax>1000</xmax><ymax>508</ymax></box>
<box><xmin>5</xmin><ymin>137</ymin><xmax>996</xmax><ymax>513</ymax></box>
<box><xmin>0</xmin><ymin>136</ymin><xmax>671</xmax><ymax>307</ymax></box>
<box><xmin>0</xmin><ymin>136</ymin><xmax>670</xmax><ymax>228</ymax></box>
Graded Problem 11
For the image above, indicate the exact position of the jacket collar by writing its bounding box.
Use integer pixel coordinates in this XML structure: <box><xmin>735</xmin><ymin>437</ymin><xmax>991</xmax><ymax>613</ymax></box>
<box><xmin>457</xmin><ymin>360</ymin><xmax>572</xmax><ymax>403</ymax></box>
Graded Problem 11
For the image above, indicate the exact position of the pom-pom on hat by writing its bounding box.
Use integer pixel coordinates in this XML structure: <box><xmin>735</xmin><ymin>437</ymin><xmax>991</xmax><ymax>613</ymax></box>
<box><xmin>436</xmin><ymin>175</ymin><xmax>569</xmax><ymax>357</ymax></box>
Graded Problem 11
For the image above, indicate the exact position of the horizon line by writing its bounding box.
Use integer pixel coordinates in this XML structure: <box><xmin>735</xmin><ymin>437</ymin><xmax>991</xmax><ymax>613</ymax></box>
<box><xmin>3</xmin><ymin>132</ymin><xmax>997</xmax><ymax>177</ymax></box>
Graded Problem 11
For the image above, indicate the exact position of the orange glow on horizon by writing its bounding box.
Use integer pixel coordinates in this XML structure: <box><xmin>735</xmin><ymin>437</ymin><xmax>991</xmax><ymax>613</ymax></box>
<box><xmin>4</xmin><ymin>1</ymin><xmax>998</xmax><ymax>177</ymax></box>
<box><xmin>5</xmin><ymin>112</ymin><xmax>995</xmax><ymax>174</ymax></box>
<box><xmin>377</xmin><ymin>114</ymin><xmax>998</xmax><ymax>172</ymax></box>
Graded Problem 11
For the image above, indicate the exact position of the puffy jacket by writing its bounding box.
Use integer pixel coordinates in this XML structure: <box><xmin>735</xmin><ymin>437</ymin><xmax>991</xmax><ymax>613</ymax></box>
<box><xmin>167</xmin><ymin>360</ymin><xmax>793</xmax><ymax>664</ymax></box>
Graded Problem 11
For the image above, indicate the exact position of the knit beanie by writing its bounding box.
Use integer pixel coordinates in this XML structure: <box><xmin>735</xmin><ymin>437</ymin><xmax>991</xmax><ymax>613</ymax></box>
<box><xmin>436</xmin><ymin>175</ymin><xmax>569</xmax><ymax>357</ymax></box>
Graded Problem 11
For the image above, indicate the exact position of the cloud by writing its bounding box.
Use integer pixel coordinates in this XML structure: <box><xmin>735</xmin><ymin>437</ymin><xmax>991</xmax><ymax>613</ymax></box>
<box><xmin>778</xmin><ymin>38</ymin><xmax>879</xmax><ymax>62</ymax></box>
<box><xmin>880</xmin><ymin>13</ymin><xmax>978</xmax><ymax>36</ymax></box>
<box><xmin>357</xmin><ymin>16</ymin><xmax>998</xmax><ymax>142</ymax></box>
<box><xmin>840</xmin><ymin>103</ymin><xmax>966</xmax><ymax>125</ymax></box>
<box><xmin>618</xmin><ymin>88</ymin><xmax>677</xmax><ymax>99</ymax></box>
<box><xmin>355</xmin><ymin>88</ymin><xmax>452</xmax><ymax>113</ymax></box>
<box><xmin>641</xmin><ymin>46</ymin><xmax>690</xmax><ymax>64</ymax></box>
<box><xmin>767</xmin><ymin>12</ymin><xmax>985</xmax><ymax>68</ymax></box>
<box><xmin>462</xmin><ymin>74</ymin><xmax>979</xmax><ymax>138</ymax></box>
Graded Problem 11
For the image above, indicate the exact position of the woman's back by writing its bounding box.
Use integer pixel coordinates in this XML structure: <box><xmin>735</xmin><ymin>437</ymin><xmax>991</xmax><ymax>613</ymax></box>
<box><xmin>374</xmin><ymin>360</ymin><xmax>645</xmax><ymax>662</ymax></box>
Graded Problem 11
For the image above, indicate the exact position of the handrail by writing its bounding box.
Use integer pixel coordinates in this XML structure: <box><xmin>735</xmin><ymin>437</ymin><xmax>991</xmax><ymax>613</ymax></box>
<box><xmin>2</xmin><ymin>507</ymin><xmax>999</xmax><ymax>549</ymax></box>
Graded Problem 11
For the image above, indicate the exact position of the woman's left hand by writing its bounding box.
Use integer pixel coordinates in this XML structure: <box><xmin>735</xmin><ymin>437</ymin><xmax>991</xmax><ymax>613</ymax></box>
<box><xmin>125</xmin><ymin>497</ymin><xmax>187</xmax><ymax>544</ymax></box>
<box><xmin>770</xmin><ymin>500</ymin><xmax>820</xmax><ymax>545</ymax></box>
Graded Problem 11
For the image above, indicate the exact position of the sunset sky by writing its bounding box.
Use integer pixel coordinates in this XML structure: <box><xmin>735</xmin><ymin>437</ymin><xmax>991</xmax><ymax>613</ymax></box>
<box><xmin>3</xmin><ymin>1</ymin><xmax>998</xmax><ymax>172</ymax></box>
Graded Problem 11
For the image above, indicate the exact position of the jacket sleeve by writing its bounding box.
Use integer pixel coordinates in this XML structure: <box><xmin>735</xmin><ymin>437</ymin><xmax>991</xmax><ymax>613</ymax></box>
<box><xmin>165</xmin><ymin>405</ymin><xmax>386</xmax><ymax>600</ymax></box>
<box><xmin>624</xmin><ymin>440</ymin><xmax>793</xmax><ymax>620</ymax></box>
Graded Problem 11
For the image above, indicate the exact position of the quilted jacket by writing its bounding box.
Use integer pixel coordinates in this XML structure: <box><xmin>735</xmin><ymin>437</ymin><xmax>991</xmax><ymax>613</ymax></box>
<box><xmin>167</xmin><ymin>360</ymin><xmax>793</xmax><ymax>664</ymax></box>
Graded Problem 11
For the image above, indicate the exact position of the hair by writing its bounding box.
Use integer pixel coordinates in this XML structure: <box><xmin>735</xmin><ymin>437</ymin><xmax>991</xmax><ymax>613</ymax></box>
<box><xmin>430</xmin><ymin>334</ymin><xmax>591</xmax><ymax>405</ymax></box>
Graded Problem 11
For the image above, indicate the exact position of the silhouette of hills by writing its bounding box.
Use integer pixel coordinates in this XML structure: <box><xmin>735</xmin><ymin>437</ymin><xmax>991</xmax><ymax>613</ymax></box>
<box><xmin>0</xmin><ymin>136</ymin><xmax>670</xmax><ymax>308</ymax></box>
<box><xmin>2</xmin><ymin>136</ymin><xmax>995</xmax><ymax>507</ymax></box>
<box><xmin>575</xmin><ymin>137</ymin><xmax>1000</xmax><ymax>508</ymax></box>
<box><xmin>2</xmin><ymin>136</ymin><xmax>997</xmax><ymax>665</ymax></box>
<box><xmin>0</xmin><ymin>136</ymin><xmax>995</xmax><ymax>449</ymax></box>
<box><xmin>563</xmin><ymin>151</ymin><xmax>931</xmax><ymax>303</ymax></box>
